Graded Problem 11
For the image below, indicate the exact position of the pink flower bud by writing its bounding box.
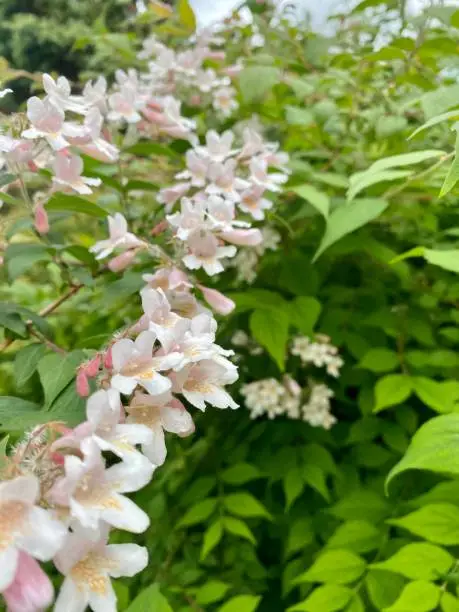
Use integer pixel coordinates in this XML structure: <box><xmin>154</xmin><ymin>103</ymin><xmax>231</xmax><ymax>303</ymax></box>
<box><xmin>85</xmin><ymin>354</ymin><xmax>101</xmax><ymax>378</ymax></box>
<box><xmin>206</xmin><ymin>51</ymin><xmax>226</xmax><ymax>61</ymax></box>
<box><xmin>3</xmin><ymin>552</ymin><xmax>54</xmax><ymax>612</ymax></box>
<box><xmin>189</xmin><ymin>94</ymin><xmax>202</xmax><ymax>107</ymax></box>
<box><xmin>76</xmin><ymin>370</ymin><xmax>90</xmax><ymax>397</ymax></box>
<box><xmin>142</xmin><ymin>107</ymin><xmax>166</xmax><ymax>124</ymax></box>
<box><xmin>104</xmin><ymin>347</ymin><xmax>113</xmax><ymax>369</ymax></box>
<box><xmin>150</xmin><ymin>220</ymin><xmax>168</xmax><ymax>236</ymax></box>
<box><xmin>220</xmin><ymin>228</ymin><xmax>262</xmax><ymax>246</ymax></box>
<box><xmin>108</xmin><ymin>250</ymin><xmax>136</xmax><ymax>272</ymax></box>
<box><xmin>198</xmin><ymin>285</ymin><xmax>235</xmax><ymax>315</ymax></box>
<box><xmin>34</xmin><ymin>203</ymin><xmax>49</xmax><ymax>235</ymax></box>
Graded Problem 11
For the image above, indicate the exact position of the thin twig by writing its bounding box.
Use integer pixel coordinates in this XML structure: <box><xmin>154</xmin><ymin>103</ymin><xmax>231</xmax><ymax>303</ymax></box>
<box><xmin>29</xmin><ymin>330</ymin><xmax>67</xmax><ymax>355</ymax></box>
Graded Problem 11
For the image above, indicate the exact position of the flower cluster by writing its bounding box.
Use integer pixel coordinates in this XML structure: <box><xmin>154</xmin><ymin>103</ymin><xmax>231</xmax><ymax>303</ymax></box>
<box><xmin>159</xmin><ymin>127</ymin><xmax>289</xmax><ymax>277</ymax></box>
<box><xmin>240</xmin><ymin>333</ymin><xmax>343</xmax><ymax>427</ymax></box>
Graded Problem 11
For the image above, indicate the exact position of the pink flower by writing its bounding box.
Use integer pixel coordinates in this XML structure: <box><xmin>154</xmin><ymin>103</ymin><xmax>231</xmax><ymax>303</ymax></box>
<box><xmin>157</xmin><ymin>182</ymin><xmax>190</xmax><ymax>212</ymax></box>
<box><xmin>34</xmin><ymin>203</ymin><xmax>49</xmax><ymax>235</ymax></box>
<box><xmin>206</xmin><ymin>159</ymin><xmax>250</xmax><ymax>202</ymax></box>
<box><xmin>108</xmin><ymin>85</ymin><xmax>142</xmax><ymax>124</ymax></box>
<box><xmin>182</xmin><ymin>230</ymin><xmax>236</xmax><ymax>276</ymax></box>
<box><xmin>219</xmin><ymin>228</ymin><xmax>262</xmax><ymax>247</ymax></box>
<box><xmin>3</xmin><ymin>552</ymin><xmax>54</xmax><ymax>612</ymax></box>
<box><xmin>212</xmin><ymin>86</ymin><xmax>238</xmax><ymax>117</ymax></box>
<box><xmin>52</xmin><ymin>153</ymin><xmax>101</xmax><ymax>195</ymax></box>
<box><xmin>198</xmin><ymin>285</ymin><xmax>235</xmax><ymax>315</ymax></box>
<box><xmin>176</xmin><ymin>150</ymin><xmax>210</xmax><ymax>187</ymax></box>
<box><xmin>108</xmin><ymin>250</ymin><xmax>137</xmax><ymax>273</ymax></box>
<box><xmin>196</xmin><ymin>130</ymin><xmax>235</xmax><ymax>163</ymax></box>
<box><xmin>173</xmin><ymin>360</ymin><xmax>239</xmax><ymax>410</ymax></box>
<box><xmin>249</xmin><ymin>158</ymin><xmax>288</xmax><ymax>192</ymax></box>
<box><xmin>90</xmin><ymin>213</ymin><xmax>143</xmax><ymax>260</ymax></box>
<box><xmin>167</xmin><ymin>198</ymin><xmax>207</xmax><ymax>241</ymax></box>
<box><xmin>22</xmin><ymin>98</ymin><xmax>68</xmax><ymax>151</ymax></box>
<box><xmin>76</xmin><ymin>370</ymin><xmax>90</xmax><ymax>398</ymax></box>
<box><xmin>238</xmin><ymin>185</ymin><xmax>272</xmax><ymax>220</ymax></box>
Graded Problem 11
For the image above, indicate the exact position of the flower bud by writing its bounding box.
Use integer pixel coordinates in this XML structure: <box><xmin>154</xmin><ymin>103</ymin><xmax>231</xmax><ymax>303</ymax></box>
<box><xmin>34</xmin><ymin>202</ymin><xmax>49</xmax><ymax>235</ymax></box>
<box><xmin>108</xmin><ymin>250</ymin><xmax>136</xmax><ymax>273</ymax></box>
<box><xmin>3</xmin><ymin>552</ymin><xmax>54</xmax><ymax>612</ymax></box>
<box><xmin>85</xmin><ymin>354</ymin><xmax>101</xmax><ymax>378</ymax></box>
<box><xmin>198</xmin><ymin>285</ymin><xmax>235</xmax><ymax>315</ymax></box>
<box><xmin>76</xmin><ymin>370</ymin><xmax>90</xmax><ymax>397</ymax></box>
<box><xmin>104</xmin><ymin>346</ymin><xmax>113</xmax><ymax>369</ymax></box>
<box><xmin>220</xmin><ymin>228</ymin><xmax>262</xmax><ymax>246</ymax></box>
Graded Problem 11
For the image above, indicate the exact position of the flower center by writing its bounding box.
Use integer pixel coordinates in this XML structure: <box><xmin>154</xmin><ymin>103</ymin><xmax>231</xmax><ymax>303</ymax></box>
<box><xmin>71</xmin><ymin>552</ymin><xmax>117</xmax><ymax>594</ymax></box>
<box><xmin>0</xmin><ymin>501</ymin><xmax>28</xmax><ymax>550</ymax></box>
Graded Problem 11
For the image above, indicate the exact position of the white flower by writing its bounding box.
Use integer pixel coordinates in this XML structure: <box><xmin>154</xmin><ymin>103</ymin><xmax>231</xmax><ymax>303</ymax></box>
<box><xmin>241</xmin><ymin>378</ymin><xmax>286</xmax><ymax>420</ymax></box>
<box><xmin>157</xmin><ymin>182</ymin><xmax>191</xmax><ymax>212</ymax></box>
<box><xmin>42</xmin><ymin>74</ymin><xmax>84</xmax><ymax>114</ymax></box>
<box><xmin>110</xmin><ymin>331</ymin><xmax>174</xmax><ymax>396</ymax></box>
<box><xmin>167</xmin><ymin>198</ymin><xmax>208</xmax><ymax>241</ymax></box>
<box><xmin>196</xmin><ymin>130</ymin><xmax>236</xmax><ymax>163</ymax></box>
<box><xmin>108</xmin><ymin>85</ymin><xmax>142</xmax><ymax>124</ymax></box>
<box><xmin>249</xmin><ymin>158</ymin><xmax>288</xmax><ymax>192</ymax></box>
<box><xmin>54</xmin><ymin>530</ymin><xmax>148</xmax><ymax>612</ymax></box>
<box><xmin>302</xmin><ymin>384</ymin><xmax>336</xmax><ymax>429</ymax></box>
<box><xmin>126</xmin><ymin>391</ymin><xmax>194</xmax><ymax>465</ymax></box>
<box><xmin>173</xmin><ymin>360</ymin><xmax>238</xmax><ymax>410</ymax></box>
<box><xmin>238</xmin><ymin>128</ymin><xmax>266</xmax><ymax>159</ymax></box>
<box><xmin>176</xmin><ymin>150</ymin><xmax>210</xmax><ymax>187</ymax></box>
<box><xmin>50</xmin><ymin>438</ymin><xmax>152</xmax><ymax>534</ymax></box>
<box><xmin>206</xmin><ymin>159</ymin><xmax>250</xmax><ymax>202</ymax></box>
<box><xmin>239</xmin><ymin>185</ymin><xmax>273</xmax><ymax>220</ymax></box>
<box><xmin>0</xmin><ymin>475</ymin><xmax>67</xmax><ymax>591</ymax></box>
<box><xmin>82</xmin><ymin>76</ymin><xmax>108</xmax><ymax>113</ymax></box>
<box><xmin>213</xmin><ymin>87</ymin><xmax>239</xmax><ymax>117</ymax></box>
<box><xmin>140</xmin><ymin>288</ymin><xmax>189</xmax><ymax>352</ymax></box>
<box><xmin>90</xmin><ymin>213</ymin><xmax>143</xmax><ymax>260</ymax></box>
<box><xmin>291</xmin><ymin>335</ymin><xmax>343</xmax><ymax>377</ymax></box>
<box><xmin>52</xmin><ymin>153</ymin><xmax>101</xmax><ymax>195</ymax></box>
<box><xmin>22</xmin><ymin>97</ymin><xmax>68</xmax><ymax>150</ymax></box>
<box><xmin>182</xmin><ymin>229</ymin><xmax>236</xmax><ymax>276</ymax></box>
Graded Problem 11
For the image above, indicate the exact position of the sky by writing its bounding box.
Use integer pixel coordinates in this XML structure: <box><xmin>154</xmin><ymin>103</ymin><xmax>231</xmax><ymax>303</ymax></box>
<box><xmin>189</xmin><ymin>0</ymin><xmax>459</xmax><ymax>30</ymax></box>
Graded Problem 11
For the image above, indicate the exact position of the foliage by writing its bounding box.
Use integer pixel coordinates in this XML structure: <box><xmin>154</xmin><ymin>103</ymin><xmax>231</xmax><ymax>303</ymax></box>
<box><xmin>4</xmin><ymin>0</ymin><xmax>459</xmax><ymax>610</ymax></box>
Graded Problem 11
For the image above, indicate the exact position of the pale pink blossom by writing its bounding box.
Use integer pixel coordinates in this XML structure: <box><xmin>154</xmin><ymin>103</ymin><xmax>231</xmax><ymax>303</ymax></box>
<box><xmin>52</xmin><ymin>153</ymin><xmax>101</xmax><ymax>195</ymax></box>
<box><xmin>127</xmin><ymin>391</ymin><xmax>194</xmax><ymax>465</ymax></box>
<box><xmin>50</xmin><ymin>438</ymin><xmax>152</xmax><ymax>534</ymax></box>
<box><xmin>22</xmin><ymin>97</ymin><xmax>68</xmax><ymax>150</ymax></box>
<box><xmin>199</xmin><ymin>286</ymin><xmax>235</xmax><ymax>315</ymax></box>
<box><xmin>239</xmin><ymin>185</ymin><xmax>272</xmax><ymax>220</ymax></box>
<box><xmin>220</xmin><ymin>228</ymin><xmax>262</xmax><ymax>246</ymax></box>
<box><xmin>0</xmin><ymin>475</ymin><xmax>66</xmax><ymax>591</ymax></box>
<box><xmin>54</xmin><ymin>530</ymin><xmax>148</xmax><ymax>612</ymax></box>
<box><xmin>176</xmin><ymin>150</ymin><xmax>210</xmax><ymax>186</ymax></box>
<box><xmin>173</xmin><ymin>360</ymin><xmax>239</xmax><ymax>410</ymax></box>
<box><xmin>42</xmin><ymin>74</ymin><xmax>84</xmax><ymax>114</ymax></box>
<box><xmin>157</xmin><ymin>182</ymin><xmax>190</xmax><ymax>212</ymax></box>
<box><xmin>108</xmin><ymin>85</ymin><xmax>142</xmax><ymax>124</ymax></box>
<box><xmin>206</xmin><ymin>159</ymin><xmax>250</xmax><ymax>201</ymax></box>
<box><xmin>90</xmin><ymin>213</ymin><xmax>143</xmax><ymax>260</ymax></box>
<box><xmin>183</xmin><ymin>230</ymin><xmax>236</xmax><ymax>275</ymax></box>
<box><xmin>249</xmin><ymin>158</ymin><xmax>288</xmax><ymax>192</ymax></box>
<box><xmin>0</xmin><ymin>136</ymin><xmax>34</xmax><ymax>168</ymax></box>
<box><xmin>213</xmin><ymin>86</ymin><xmax>239</xmax><ymax>117</ymax></box>
<box><xmin>3</xmin><ymin>552</ymin><xmax>54</xmax><ymax>612</ymax></box>
<box><xmin>167</xmin><ymin>198</ymin><xmax>207</xmax><ymax>241</ymax></box>
<box><xmin>110</xmin><ymin>331</ymin><xmax>175</xmax><ymax>396</ymax></box>
<box><xmin>196</xmin><ymin>130</ymin><xmax>235</xmax><ymax>163</ymax></box>
<box><xmin>140</xmin><ymin>288</ymin><xmax>189</xmax><ymax>351</ymax></box>
<box><xmin>82</xmin><ymin>76</ymin><xmax>108</xmax><ymax>113</ymax></box>
<box><xmin>108</xmin><ymin>250</ymin><xmax>137</xmax><ymax>273</ymax></box>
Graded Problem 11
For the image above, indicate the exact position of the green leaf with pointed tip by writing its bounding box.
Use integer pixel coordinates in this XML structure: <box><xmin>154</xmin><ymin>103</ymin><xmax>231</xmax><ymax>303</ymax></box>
<box><xmin>201</xmin><ymin>520</ymin><xmax>223</xmax><ymax>560</ymax></box>
<box><xmin>250</xmin><ymin>307</ymin><xmax>289</xmax><ymax>371</ymax></box>
<box><xmin>293</xmin><ymin>550</ymin><xmax>366</xmax><ymax>585</ymax></box>
<box><xmin>374</xmin><ymin>375</ymin><xmax>413</xmax><ymax>412</ymax></box>
<box><xmin>371</xmin><ymin>543</ymin><xmax>453</xmax><ymax>581</ymax></box>
<box><xmin>388</xmin><ymin>503</ymin><xmax>459</xmax><ymax>545</ymax></box>
<box><xmin>218</xmin><ymin>595</ymin><xmax>261</xmax><ymax>612</ymax></box>
<box><xmin>291</xmin><ymin>184</ymin><xmax>330</xmax><ymax>218</ymax></box>
<box><xmin>288</xmin><ymin>585</ymin><xmax>352</xmax><ymax>612</ymax></box>
<box><xmin>384</xmin><ymin>581</ymin><xmax>440</xmax><ymax>612</ymax></box>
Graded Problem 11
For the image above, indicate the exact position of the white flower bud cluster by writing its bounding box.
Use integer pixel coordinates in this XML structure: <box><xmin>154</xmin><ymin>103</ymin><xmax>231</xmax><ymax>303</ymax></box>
<box><xmin>241</xmin><ymin>378</ymin><xmax>300</xmax><ymax>420</ymax></box>
<box><xmin>291</xmin><ymin>334</ymin><xmax>344</xmax><ymax>378</ymax></box>
<box><xmin>301</xmin><ymin>384</ymin><xmax>336</xmax><ymax>430</ymax></box>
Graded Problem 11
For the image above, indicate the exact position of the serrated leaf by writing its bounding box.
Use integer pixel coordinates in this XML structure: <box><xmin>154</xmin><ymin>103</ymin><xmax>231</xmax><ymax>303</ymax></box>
<box><xmin>374</xmin><ymin>374</ymin><xmax>413</xmax><ymax>412</ymax></box>
<box><xmin>293</xmin><ymin>550</ymin><xmax>366</xmax><ymax>585</ymax></box>
<box><xmin>371</xmin><ymin>543</ymin><xmax>453</xmax><ymax>580</ymax></box>
<box><xmin>177</xmin><ymin>498</ymin><xmax>217</xmax><ymax>528</ymax></box>
<box><xmin>224</xmin><ymin>493</ymin><xmax>272</xmax><ymax>520</ymax></box>
<box><xmin>201</xmin><ymin>520</ymin><xmax>223</xmax><ymax>560</ymax></box>
<box><xmin>314</xmin><ymin>198</ymin><xmax>389</xmax><ymax>261</ymax></box>
<box><xmin>388</xmin><ymin>504</ymin><xmax>459</xmax><ymax>545</ymax></box>
<box><xmin>384</xmin><ymin>580</ymin><xmax>440</xmax><ymax>612</ymax></box>
<box><xmin>14</xmin><ymin>344</ymin><xmax>46</xmax><ymax>388</ymax></box>
<box><xmin>223</xmin><ymin>516</ymin><xmax>256</xmax><ymax>544</ymax></box>
<box><xmin>250</xmin><ymin>307</ymin><xmax>289</xmax><ymax>371</ymax></box>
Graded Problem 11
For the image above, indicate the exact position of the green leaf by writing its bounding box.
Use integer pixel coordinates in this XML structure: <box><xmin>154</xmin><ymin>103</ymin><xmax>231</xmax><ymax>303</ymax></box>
<box><xmin>345</xmin><ymin>594</ymin><xmax>365</xmax><ymax>612</ymax></box>
<box><xmin>224</xmin><ymin>493</ymin><xmax>272</xmax><ymax>520</ymax></box>
<box><xmin>201</xmin><ymin>520</ymin><xmax>223</xmax><ymax>560</ymax></box>
<box><xmin>286</xmin><ymin>106</ymin><xmax>315</xmax><ymax>126</ymax></box>
<box><xmin>413</xmin><ymin>377</ymin><xmax>456</xmax><ymax>413</ymax></box>
<box><xmin>239</xmin><ymin>65</ymin><xmax>280</xmax><ymax>103</ymax></box>
<box><xmin>46</xmin><ymin>193</ymin><xmax>107</xmax><ymax>218</ymax></box>
<box><xmin>38</xmin><ymin>351</ymin><xmax>85</xmax><ymax>408</ymax></box>
<box><xmin>387</xmin><ymin>415</ymin><xmax>459</xmax><ymax>491</ymax></box>
<box><xmin>104</xmin><ymin>273</ymin><xmax>144</xmax><ymax>302</ymax></box>
<box><xmin>384</xmin><ymin>580</ymin><xmax>440</xmax><ymax>612</ymax></box>
<box><xmin>302</xmin><ymin>464</ymin><xmax>329</xmax><ymax>501</ymax></box>
<box><xmin>294</xmin><ymin>550</ymin><xmax>366</xmax><ymax>585</ymax></box>
<box><xmin>409</xmin><ymin>110</ymin><xmax>459</xmax><ymax>139</ymax></box>
<box><xmin>284</xmin><ymin>467</ymin><xmax>305</xmax><ymax>510</ymax></box>
<box><xmin>388</xmin><ymin>504</ymin><xmax>459</xmax><ymax>545</ymax></box>
<box><xmin>5</xmin><ymin>243</ymin><xmax>52</xmax><ymax>280</ymax></box>
<box><xmin>196</xmin><ymin>581</ymin><xmax>230</xmax><ymax>605</ymax></box>
<box><xmin>286</xmin><ymin>518</ymin><xmax>315</xmax><ymax>557</ymax></box>
<box><xmin>0</xmin><ymin>397</ymin><xmax>48</xmax><ymax>432</ymax></box>
<box><xmin>288</xmin><ymin>585</ymin><xmax>352</xmax><ymax>612</ymax></box>
<box><xmin>221</xmin><ymin>463</ymin><xmax>262</xmax><ymax>485</ymax></box>
<box><xmin>441</xmin><ymin>592</ymin><xmax>459</xmax><ymax>612</ymax></box>
<box><xmin>348</xmin><ymin>170</ymin><xmax>411</xmax><ymax>201</ymax></box>
<box><xmin>314</xmin><ymin>198</ymin><xmax>389</xmax><ymax>261</ymax></box>
<box><xmin>250</xmin><ymin>307</ymin><xmax>289</xmax><ymax>371</ymax></box>
<box><xmin>177</xmin><ymin>498</ymin><xmax>217</xmax><ymax>528</ymax></box>
<box><xmin>288</xmin><ymin>296</ymin><xmax>322</xmax><ymax>336</ymax></box>
<box><xmin>47</xmin><ymin>384</ymin><xmax>86</xmax><ymax>427</ymax></box>
<box><xmin>14</xmin><ymin>344</ymin><xmax>46</xmax><ymax>388</ymax></box>
<box><xmin>125</xmin><ymin>583</ymin><xmax>172</xmax><ymax>612</ymax></box>
<box><xmin>374</xmin><ymin>374</ymin><xmax>413</xmax><ymax>413</ymax></box>
<box><xmin>366</xmin><ymin>570</ymin><xmax>406</xmax><ymax>610</ymax></box>
<box><xmin>329</xmin><ymin>490</ymin><xmax>390</xmax><ymax>523</ymax></box>
<box><xmin>327</xmin><ymin>520</ymin><xmax>381</xmax><ymax>554</ymax></box>
<box><xmin>359</xmin><ymin>348</ymin><xmax>399</xmax><ymax>373</ymax></box>
<box><xmin>228</xmin><ymin>289</ymin><xmax>285</xmax><ymax>313</ymax></box>
<box><xmin>125</xmin><ymin>142</ymin><xmax>178</xmax><ymax>158</ymax></box>
<box><xmin>424</xmin><ymin>249</ymin><xmax>459</xmax><ymax>274</ymax></box>
<box><xmin>368</xmin><ymin>150</ymin><xmax>445</xmax><ymax>173</ymax></box>
<box><xmin>371</xmin><ymin>543</ymin><xmax>453</xmax><ymax>580</ymax></box>
<box><xmin>375</xmin><ymin>115</ymin><xmax>408</xmax><ymax>139</ymax></box>
<box><xmin>291</xmin><ymin>184</ymin><xmax>330</xmax><ymax>218</ymax></box>
<box><xmin>178</xmin><ymin>0</ymin><xmax>196</xmax><ymax>30</ymax></box>
<box><xmin>0</xmin><ymin>311</ymin><xmax>27</xmax><ymax>338</ymax></box>
<box><xmin>218</xmin><ymin>595</ymin><xmax>261</xmax><ymax>612</ymax></box>
<box><xmin>223</xmin><ymin>516</ymin><xmax>256</xmax><ymax>544</ymax></box>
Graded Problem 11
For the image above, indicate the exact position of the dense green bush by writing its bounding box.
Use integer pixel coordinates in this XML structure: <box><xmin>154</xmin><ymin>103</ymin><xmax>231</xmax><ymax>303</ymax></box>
<box><xmin>4</xmin><ymin>1</ymin><xmax>459</xmax><ymax>611</ymax></box>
